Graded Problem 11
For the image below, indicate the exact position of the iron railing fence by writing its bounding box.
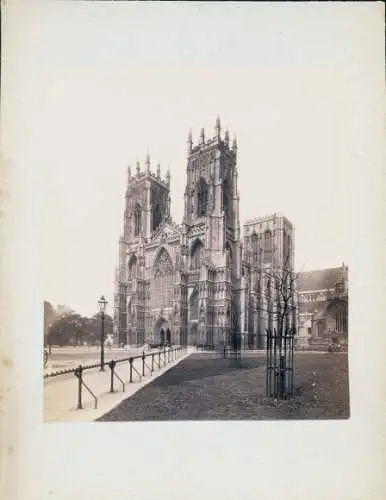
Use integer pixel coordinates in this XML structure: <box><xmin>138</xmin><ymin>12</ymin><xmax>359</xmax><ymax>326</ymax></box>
<box><xmin>44</xmin><ymin>346</ymin><xmax>187</xmax><ymax>410</ymax></box>
<box><xmin>265</xmin><ymin>328</ymin><xmax>295</xmax><ymax>400</ymax></box>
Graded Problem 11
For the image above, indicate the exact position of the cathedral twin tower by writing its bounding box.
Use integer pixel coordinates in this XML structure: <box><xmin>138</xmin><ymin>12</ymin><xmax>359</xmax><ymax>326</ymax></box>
<box><xmin>113</xmin><ymin>117</ymin><xmax>295</xmax><ymax>348</ymax></box>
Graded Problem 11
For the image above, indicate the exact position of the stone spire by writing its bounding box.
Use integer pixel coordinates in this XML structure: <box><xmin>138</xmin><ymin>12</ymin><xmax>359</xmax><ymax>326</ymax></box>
<box><xmin>136</xmin><ymin>159</ymin><xmax>140</xmax><ymax>176</ymax></box>
<box><xmin>215</xmin><ymin>115</ymin><xmax>221</xmax><ymax>138</ymax></box>
<box><xmin>156</xmin><ymin>162</ymin><xmax>161</xmax><ymax>178</ymax></box>
<box><xmin>166</xmin><ymin>166</ymin><xmax>171</xmax><ymax>186</ymax></box>
<box><xmin>145</xmin><ymin>151</ymin><xmax>150</xmax><ymax>174</ymax></box>
<box><xmin>224</xmin><ymin>129</ymin><xmax>229</xmax><ymax>146</ymax></box>
<box><xmin>232</xmin><ymin>134</ymin><xmax>237</xmax><ymax>151</ymax></box>
<box><xmin>200</xmin><ymin>127</ymin><xmax>205</xmax><ymax>144</ymax></box>
<box><xmin>127</xmin><ymin>165</ymin><xmax>131</xmax><ymax>182</ymax></box>
<box><xmin>187</xmin><ymin>129</ymin><xmax>193</xmax><ymax>154</ymax></box>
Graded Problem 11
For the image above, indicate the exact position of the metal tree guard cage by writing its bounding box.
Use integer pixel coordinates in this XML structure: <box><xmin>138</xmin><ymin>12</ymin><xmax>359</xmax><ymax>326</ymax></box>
<box><xmin>265</xmin><ymin>328</ymin><xmax>295</xmax><ymax>399</ymax></box>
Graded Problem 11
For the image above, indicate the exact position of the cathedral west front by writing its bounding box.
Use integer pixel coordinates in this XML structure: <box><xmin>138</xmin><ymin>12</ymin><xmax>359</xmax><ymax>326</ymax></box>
<box><xmin>113</xmin><ymin>117</ymin><xmax>295</xmax><ymax>349</ymax></box>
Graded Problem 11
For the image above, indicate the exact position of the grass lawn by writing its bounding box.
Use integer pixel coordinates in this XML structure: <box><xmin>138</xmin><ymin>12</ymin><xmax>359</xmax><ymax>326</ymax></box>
<box><xmin>97</xmin><ymin>351</ymin><xmax>349</xmax><ymax>421</ymax></box>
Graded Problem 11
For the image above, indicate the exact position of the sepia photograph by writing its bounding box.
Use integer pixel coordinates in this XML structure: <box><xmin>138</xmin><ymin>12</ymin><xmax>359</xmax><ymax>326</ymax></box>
<box><xmin>40</xmin><ymin>3</ymin><xmax>351</xmax><ymax>424</ymax></box>
<box><xmin>2</xmin><ymin>2</ymin><xmax>385</xmax><ymax>500</ymax></box>
<box><xmin>43</xmin><ymin>122</ymin><xmax>350</xmax><ymax>422</ymax></box>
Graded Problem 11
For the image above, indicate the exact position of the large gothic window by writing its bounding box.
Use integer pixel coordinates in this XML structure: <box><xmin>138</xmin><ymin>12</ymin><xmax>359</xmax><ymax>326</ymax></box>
<box><xmin>190</xmin><ymin>239</ymin><xmax>204</xmax><ymax>270</ymax></box>
<box><xmin>128</xmin><ymin>255</ymin><xmax>137</xmax><ymax>279</ymax></box>
<box><xmin>152</xmin><ymin>204</ymin><xmax>162</xmax><ymax>232</ymax></box>
<box><xmin>283</xmin><ymin>230</ymin><xmax>291</xmax><ymax>265</ymax></box>
<box><xmin>225</xmin><ymin>241</ymin><xmax>232</xmax><ymax>261</ymax></box>
<box><xmin>286</xmin><ymin>235</ymin><xmax>291</xmax><ymax>264</ymax></box>
<box><xmin>222</xmin><ymin>180</ymin><xmax>229</xmax><ymax>217</ymax></box>
<box><xmin>151</xmin><ymin>248</ymin><xmax>174</xmax><ymax>309</ymax></box>
<box><xmin>197</xmin><ymin>178</ymin><xmax>208</xmax><ymax>217</ymax></box>
<box><xmin>251</xmin><ymin>232</ymin><xmax>258</xmax><ymax>264</ymax></box>
<box><xmin>264</xmin><ymin>230</ymin><xmax>272</xmax><ymax>263</ymax></box>
<box><xmin>328</xmin><ymin>300</ymin><xmax>348</xmax><ymax>333</ymax></box>
<box><xmin>189</xmin><ymin>289</ymin><xmax>199</xmax><ymax>320</ymax></box>
<box><xmin>134</xmin><ymin>204</ymin><xmax>142</xmax><ymax>236</ymax></box>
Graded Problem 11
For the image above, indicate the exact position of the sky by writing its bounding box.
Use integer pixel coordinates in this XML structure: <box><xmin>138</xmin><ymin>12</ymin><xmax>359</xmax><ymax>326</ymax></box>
<box><xmin>3</xmin><ymin>2</ymin><xmax>381</xmax><ymax>317</ymax></box>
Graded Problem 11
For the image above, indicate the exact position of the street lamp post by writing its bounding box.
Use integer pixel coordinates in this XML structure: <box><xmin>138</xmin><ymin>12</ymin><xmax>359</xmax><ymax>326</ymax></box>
<box><xmin>98</xmin><ymin>295</ymin><xmax>108</xmax><ymax>371</ymax></box>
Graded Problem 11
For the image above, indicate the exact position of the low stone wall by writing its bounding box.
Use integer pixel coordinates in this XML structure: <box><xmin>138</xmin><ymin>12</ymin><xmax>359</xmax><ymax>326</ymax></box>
<box><xmin>295</xmin><ymin>335</ymin><xmax>348</xmax><ymax>352</ymax></box>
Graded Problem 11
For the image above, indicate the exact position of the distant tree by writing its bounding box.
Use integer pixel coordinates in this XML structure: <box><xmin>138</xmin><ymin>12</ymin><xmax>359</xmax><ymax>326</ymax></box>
<box><xmin>54</xmin><ymin>304</ymin><xmax>75</xmax><ymax>317</ymax></box>
<box><xmin>49</xmin><ymin>313</ymin><xmax>88</xmax><ymax>346</ymax></box>
<box><xmin>44</xmin><ymin>301</ymin><xmax>55</xmax><ymax>348</ymax></box>
<box><xmin>45</xmin><ymin>304</ymin><xmax>114</xmax><ymax>347</ymax></box>
<box><xmin>81</xmin><ymin>313</ymin><xmax>114</xmax><ymax>346</ymax></box>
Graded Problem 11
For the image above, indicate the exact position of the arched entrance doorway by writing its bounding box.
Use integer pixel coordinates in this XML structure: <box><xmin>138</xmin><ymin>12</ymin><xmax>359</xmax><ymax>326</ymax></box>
<box><xmin>154</xmin><ymin>317</ymin><xmax>171</xmax><ymax>346</ymax></box>
<box><xmin>327</xmin><ymin>300</ymin><xmax>348</xmax><ymax>333</ymax></box>
<box><xmin>314</xmin><ymin>319</ymin><xmax>326</xmax><ymax>337</ymax></box>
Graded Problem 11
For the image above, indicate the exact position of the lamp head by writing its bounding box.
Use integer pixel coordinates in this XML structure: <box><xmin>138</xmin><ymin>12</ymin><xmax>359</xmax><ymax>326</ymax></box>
<box><xmin>98</xmin><ymin>295</ymin><xmax>108</xmax><ymax>313</ymax></box>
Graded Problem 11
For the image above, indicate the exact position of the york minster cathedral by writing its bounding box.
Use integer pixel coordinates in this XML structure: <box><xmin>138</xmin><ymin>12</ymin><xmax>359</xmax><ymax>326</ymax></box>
<box><xmin>113</xmin><ymin>117</ymin><xmax>295</xmax><ymax>349</ymax></box>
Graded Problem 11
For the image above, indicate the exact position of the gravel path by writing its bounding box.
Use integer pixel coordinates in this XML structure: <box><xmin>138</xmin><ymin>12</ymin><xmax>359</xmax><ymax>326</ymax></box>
<box><xmin>98</xmin><ymin>352</ymin><xmax>349</xmax><ymax>421</ymax></box>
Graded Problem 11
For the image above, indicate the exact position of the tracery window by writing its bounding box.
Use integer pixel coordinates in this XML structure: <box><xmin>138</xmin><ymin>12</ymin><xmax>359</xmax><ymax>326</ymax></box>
<box><xmin>190</xmin><ymin>240</ymin><xmax>204</xmax><ymax>270</ymax></box>
<box><xmin>152</xmin><ymin>204</ymin><xmax>162</xmax><ymax>232</ymax></box>
<box><xmin>197</xmin><ymin>178</ymin><xmax>208</xmax><ymax>217</ymax></box>
<box><xmin>151</xmin><ymin>249</ymin><xmax>174</xmax><ymax>309</ymax></box>
<box><xmin>264</xmin><ymin>230</ymin><xmax>272</xmax><ymax>264</ymax></box>
<box><xmin>329</xmin><ymin>301</ymin><xmax>348</xmax><ymax>333</ymax></box>
<box><xmin>128</xmin><ymin>255</ymin><xmax>137</xmax><ymax>279</ymax></box>
<box><xmin>283</xmin><ymin>230</ymin><xmax>291</xmax><ymax>265</ymax></box>
<box><xmin>134</xmin><ymin>204</ymin><xmax>142</xmax><ymax>237</ymax></box>
<box><xmin>336</xmin><ymin>282</ymin><xmax>344</xmax><ymax>294</ymax></box>
<box><xmin>251</xmin><ymin>232</ymin><xmax>258</xmax><ymax>263</ymax></box>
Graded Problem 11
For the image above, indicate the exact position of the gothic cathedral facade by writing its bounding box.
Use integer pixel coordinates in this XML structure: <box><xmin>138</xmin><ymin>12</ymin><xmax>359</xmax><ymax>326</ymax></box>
<box><xmin>113</xmin><ymin>118</ymin><xmax>295</xmax><ymax>348</ymax></box>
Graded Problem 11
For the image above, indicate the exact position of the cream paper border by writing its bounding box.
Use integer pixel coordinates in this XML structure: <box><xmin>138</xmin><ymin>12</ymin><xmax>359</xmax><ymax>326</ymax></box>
<box><xmin>1</xmin><ymin>2</ymin><xmax>385</xmax><ymax>499</ymax></box>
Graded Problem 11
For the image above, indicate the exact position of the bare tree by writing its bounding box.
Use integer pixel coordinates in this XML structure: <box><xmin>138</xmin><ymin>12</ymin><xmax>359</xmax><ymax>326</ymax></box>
<box><xmin>261</xmin><ymin>253</ymin><xmax>306</xmax><ymax>399</ymax></box>
<box><xmin>262</xmin><ymin>253</ymin><xmax>298</xmax><ymax>338</ymax></box>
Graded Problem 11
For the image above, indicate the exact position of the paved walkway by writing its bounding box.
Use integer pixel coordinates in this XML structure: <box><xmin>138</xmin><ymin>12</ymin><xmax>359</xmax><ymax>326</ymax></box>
<box><xmin>44</xmin><ymin>347</ymin><xmax>192</xmax><ymax>422</ymax></box>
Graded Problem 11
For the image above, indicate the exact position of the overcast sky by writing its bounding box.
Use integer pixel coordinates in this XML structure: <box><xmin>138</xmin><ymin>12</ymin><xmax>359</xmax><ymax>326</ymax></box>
<box><xmin>4</xmin><ymin>2</ymin><xmax>381</xmax><ymax>317</ymax></box>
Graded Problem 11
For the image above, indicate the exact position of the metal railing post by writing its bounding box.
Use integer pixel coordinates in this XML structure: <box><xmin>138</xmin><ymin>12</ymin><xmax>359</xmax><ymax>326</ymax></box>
<box><xmin>109</xmin><ymin>360</ymin><xmax>116</xmax><ymax>393</ymax></box>
<box><xmin>151</xmin><ymin>353</ymin><xmax>154</xmax><ymax>373</ymax></box>
<box><xmin>142</xmin><ymin>351</ymin><xmax>145</xmax><ymax>376</ymax></box>
<box><xmin>158</xmin><ymin>351</ymin><xmax>161</xmax><ymax>369</ymax></box>
<box><xmin>75</xmin><ymin>364</ymin><xmax>83</xmax><ymax>409</ymax></box>
<box><xmin>129</xmin><ymin>357</ymin><xmax>133</xmax><ymax>383</ymax></box>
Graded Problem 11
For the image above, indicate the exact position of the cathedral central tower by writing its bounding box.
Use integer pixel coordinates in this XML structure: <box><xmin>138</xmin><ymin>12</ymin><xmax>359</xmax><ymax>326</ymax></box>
<box><xmin>180</xmin><ymin>117</ymin><xmax>242</xmax><ymax>346</ymax></box>
<box><xmin>183</xmin><ymin>116</ymin><xmax>240</xmax><ymax>270</ymax></box>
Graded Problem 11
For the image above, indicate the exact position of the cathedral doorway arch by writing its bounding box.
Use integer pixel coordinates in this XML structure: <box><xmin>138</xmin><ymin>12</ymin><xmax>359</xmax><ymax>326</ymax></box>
<box><xmin>326</xmin><ymin>299</ymin><xmax>348</xmax><ymax>333</ymax></box>
<box><xmin>154</xmin><ymin>317</ymin><xmax>170</xmax><ymax>345</ymax></box>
